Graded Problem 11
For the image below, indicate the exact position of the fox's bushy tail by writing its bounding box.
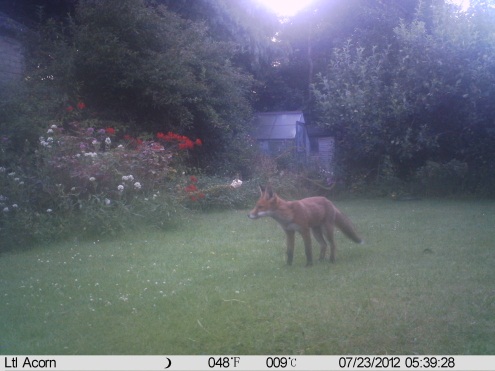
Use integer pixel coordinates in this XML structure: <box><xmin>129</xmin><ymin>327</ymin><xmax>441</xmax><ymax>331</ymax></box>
<box><xmin>335</xmin><ymin>211</ymin><xmax>363</xmax><ymax>244</ymax></box>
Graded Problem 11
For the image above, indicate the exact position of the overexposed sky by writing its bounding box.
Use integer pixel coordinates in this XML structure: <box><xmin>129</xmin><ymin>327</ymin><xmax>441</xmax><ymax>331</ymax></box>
<box><xmin>256</xmin><ymin>0</ymin><xmax>470</xmax><ymax>17</ymax></box>
<box><xmin>254</xmin><ymin>0</ymin><xmax>315</xmax><ymax>17</ymax></box>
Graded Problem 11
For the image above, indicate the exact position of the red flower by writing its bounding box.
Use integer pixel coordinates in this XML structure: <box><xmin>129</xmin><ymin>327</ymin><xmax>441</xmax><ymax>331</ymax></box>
<box><xmin>124</xmin><ymin>134</ymin><xmax>133</xmax><ymax>141</ymax></box>
<box><xmin>156</xmin><ymin>131</ymin><xmax>199</xmax><ymax>150</ymax></box>
<box><xmin>77</xmin><ymin>101</ymin><xmax>86</xmax><ymax>110</ymax></box>
<box><xmin>185</xmin><ymin>184</ymin><xmax>198</xmax><ymax>193</ymax></box>
<box><xmin>105</xmin><ymin>127</ymin><xmax>115</xmax><ymax>135</ymax></box>
<box><xmin>66</xmin><ymin>105</ymin><xmax>74</xmax><ymax>112</ymax></box>
<box><xmin>166</xmin><ymin>132</ymin><xmax>183</xmax><ymax>142</ymax></box>
<box><xmin>198</xmin><ymin>193</ymin><xmax>205</xmax><ymax>199</ymax></box>
<box><xmin>190</xmin><ymin>176</ymin><xmax>198</xmax><ymax>183</ymax></box>
<box><xmin>179</xmin><ymin>139</ymin><xmax>194</xmax><ymax>150</ymax></box>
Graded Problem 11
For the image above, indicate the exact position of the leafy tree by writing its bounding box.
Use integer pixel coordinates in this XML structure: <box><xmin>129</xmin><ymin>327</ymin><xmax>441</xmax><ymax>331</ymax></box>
<box><xmin>256</xmin><ymin>0</ymin><xmax>421</xmax><ymax>111</ymax></box>
<box><xmin>311</xmin><ymin>1</ymin><xmax>495</xmax><ymax>193</ymax></box>
<box><xmin>75</xmin><ymin>0</ymin><xmax>256</xmax><ymax>170</ymax></box>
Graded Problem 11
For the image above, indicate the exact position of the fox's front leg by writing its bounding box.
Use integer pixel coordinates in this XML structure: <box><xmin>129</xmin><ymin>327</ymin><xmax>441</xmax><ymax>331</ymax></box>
<box><xmin>285</xmin><ymin>230</ymin><xmax>295</xmax><ymax>265</ymax></box>
<box><xmin>300</xmin><ymin>228</ymin><xmax>313</xmax><ymax>266</ymax></box>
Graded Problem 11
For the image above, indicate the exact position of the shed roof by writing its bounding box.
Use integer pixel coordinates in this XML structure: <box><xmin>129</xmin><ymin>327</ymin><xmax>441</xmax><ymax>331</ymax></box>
<box><xmin>251</xmin><ymin>111</ymin><xmax>305</xmax><ymax>140</ymax></box>
<box><xmin>0</xmin><ymin>12</ymin><xmax>30</xmax><ymax>36</ymax></box>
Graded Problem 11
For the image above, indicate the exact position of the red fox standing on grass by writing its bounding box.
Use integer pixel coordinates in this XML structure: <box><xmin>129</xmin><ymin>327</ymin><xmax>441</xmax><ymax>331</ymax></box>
<box><xmin>248</xmin><ymin>185</ymin><xmax>363</xmax><ymax>266</ymax></box>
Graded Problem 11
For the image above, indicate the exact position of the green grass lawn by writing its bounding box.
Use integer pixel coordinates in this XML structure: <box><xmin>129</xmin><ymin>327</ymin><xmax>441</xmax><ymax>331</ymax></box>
<box><xmin>1</xmin><ymin>198</ymin><xmax>494</xmax><ymax>355</ymax></box>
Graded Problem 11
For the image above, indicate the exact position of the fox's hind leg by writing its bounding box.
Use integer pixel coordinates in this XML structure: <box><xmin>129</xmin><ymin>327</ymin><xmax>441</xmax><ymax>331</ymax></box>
<box><xmin>324</xmin><ymin>222</ymin><xmax>337</xmax><ymax>263</ymax></box>
<box><xmin>312</xmin><ymin>226</ymin><xmax>328</xmax><ymax>261</ymax></box>
<box><xmin>285</xmin><ymin>230</ymin><xmax>295</xmax><ymax>265</ymax></box>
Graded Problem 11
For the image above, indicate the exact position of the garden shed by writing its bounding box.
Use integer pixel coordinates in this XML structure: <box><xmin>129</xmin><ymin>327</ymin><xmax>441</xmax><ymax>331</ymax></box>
<box><xmin>251</xmin><ymin>111</ymin><xmax>310</xmax><ymax>159</ymax></box>
<box><xmin>0</xmin><ymin>12</ymin><xmax>27</xmax><ymax>88</ymax></box>
<box><xmin>251</xmin><ymin>111</ymin><xmax>335</xmax><ymax>172</ymax></box>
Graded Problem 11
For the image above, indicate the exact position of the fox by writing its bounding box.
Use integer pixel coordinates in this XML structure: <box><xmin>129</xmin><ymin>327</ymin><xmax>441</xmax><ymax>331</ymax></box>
<box><xmin>248</xmin><ymin>185</ymin><xmax>363</xmax><ymax>266</ymax></box>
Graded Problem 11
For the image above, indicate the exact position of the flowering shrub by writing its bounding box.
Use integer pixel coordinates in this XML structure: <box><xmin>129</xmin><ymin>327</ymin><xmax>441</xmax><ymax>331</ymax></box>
<box><xmin>0</xmin><ymin>115</ymin><xmax>207</xmax><ymax>249</ymax></box>
<box><xmin>36</xmin><ymin>121</ymin><xmax>205</xmax><ymax>201</ymax></box>
<box><xmin>0</xmin><ymin>100</ymin><xmax>255</xmax><ymax>250</ymax></box>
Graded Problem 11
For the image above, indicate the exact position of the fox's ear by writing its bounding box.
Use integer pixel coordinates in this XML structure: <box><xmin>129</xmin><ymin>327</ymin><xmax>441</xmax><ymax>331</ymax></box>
<box><xmin>265</xmin><ymin>184</ymin><xmax>275</xmax><ymax>199</ymax></box>
<box><xmin>258</xmin><ymin>184</ymin><xmax>265</xmax><ymax>196</ymax></box>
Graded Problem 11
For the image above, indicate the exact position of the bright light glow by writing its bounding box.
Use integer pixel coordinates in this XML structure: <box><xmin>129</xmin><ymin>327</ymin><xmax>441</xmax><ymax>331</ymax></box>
<box><xmin>450</xmin><ymin>0</ymin><xmax>470</xmax><ymax>11</ymax></box>
<box><xmin>255</xmin><ymin>0</ymin><xmax>315</xmax><ymax>17</ymax></box>
<box><xmin>458</xmin><ymin>0</ymin><xmax>470</xmax><ymax>11</ymax></box>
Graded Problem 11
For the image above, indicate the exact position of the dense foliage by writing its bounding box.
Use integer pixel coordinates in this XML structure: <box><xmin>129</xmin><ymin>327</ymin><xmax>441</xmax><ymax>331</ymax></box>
<box><xmin>3</xmin><ymin>0</ymin><xmax>258</xmax><ymax>174</ymax></box>
<box><xmin>309</xmin><ymin>1</ymin><xmax>495</xmax><ymax>194</ymax></box>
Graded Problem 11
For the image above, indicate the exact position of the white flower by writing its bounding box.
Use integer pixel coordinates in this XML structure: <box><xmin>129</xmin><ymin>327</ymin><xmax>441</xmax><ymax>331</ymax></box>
<box><xmin>105</xmin><ymin>137</ymin><xmax>111</xmax><ymax>145</ymax></box>
<box><xmin>89</xmin><ymin>177</ymin><xmax>96</xmax><ymax>182</ymax></box>
<box><xmin>104</xmin><ymin>198</ymin><xmax>111</xmax><ymax>206</ymax></box>
<box><xmin>3</xmin><ymin>207</ymin><xmax>9</xmax><ymax>212</ymax></box>
<box><xmin>8</xmin><ymin>172</ymin><xmax>15</xmax><ymax>177</ymax></box>
<box><xmin>47</xmin><ymin>137</ymin><xmax>53</xmax><ymax>142</ymax></box>
<box><xmin>46</xmin><ymin>209</ymin><xmax>53</xmax><ymax>213</ymax></box>
<box><xmin>122</xmin><ymin>175</ymin><xmax>134</xmax><ymax>182</ymax></box>
<box><xmin>12</xmin><ymin>204</ymin><xmax>18</xmax><ymax>208</ymax></box>
<box><xmin>118</xmin><ymin>185</ymin><xmax>124</xmax><ymax>192</ymax></box>
<box><xmin>134</xmin><ymin>182</ymin><xmax>142</xmax><ymax>190</ymax></box>
<box><xmin>47</xmin><ymin>129</ymin><xmax>54</xmax><ymax>134</ymax></box>
<box><xmin>0</xmin><ymin>167</ymin><xmax>5</xmax><ymax>172</ymax></box>
<box><xmin>230</xmin><ymin>179</ymin><xmax>243</xmax><ymax>188</ymax></box>
<box><xmin>50</xmin><ymin>124</ymin><xmax>58</xmax><ymax>129</ymax></box>
<box><xmin>117</xmin><ymin>144</ymin><xmax>124</xmax><ymax>149</ymax></box>
<box><xmin>14</xmin><ymin>178</ymin><xmax>20</xmax><ymax>182</ymax></box>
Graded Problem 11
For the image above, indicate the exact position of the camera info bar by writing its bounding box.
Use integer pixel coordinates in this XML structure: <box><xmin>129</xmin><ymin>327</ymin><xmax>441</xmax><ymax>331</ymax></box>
<box><xmin>3</xmin><ymin>355</ymin><xmax>494</xmax><ymax>371</ymax></box>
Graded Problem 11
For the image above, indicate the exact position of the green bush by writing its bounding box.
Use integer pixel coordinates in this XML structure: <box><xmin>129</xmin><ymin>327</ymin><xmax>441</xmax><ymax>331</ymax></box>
<box><xmin>413</xmin><ymin>160</ymin><xmax>468</xmax><ymax>197</ymax></box>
